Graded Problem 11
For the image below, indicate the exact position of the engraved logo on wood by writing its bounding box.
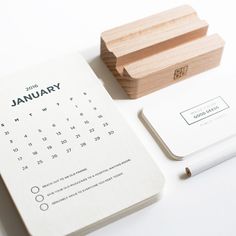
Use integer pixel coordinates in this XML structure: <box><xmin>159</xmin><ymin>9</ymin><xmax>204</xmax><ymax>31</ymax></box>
<box><xmin>173</xmin><ymin>65</ymin><xmax>188</xmax><ymax>80</ymax></box>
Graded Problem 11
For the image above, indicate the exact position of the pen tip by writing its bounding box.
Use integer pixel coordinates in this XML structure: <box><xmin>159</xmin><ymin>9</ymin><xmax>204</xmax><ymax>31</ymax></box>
<box><xmin>185</xmin><ymin>167</ymin><xmax>192</xmax><ymax>177</ymax></box>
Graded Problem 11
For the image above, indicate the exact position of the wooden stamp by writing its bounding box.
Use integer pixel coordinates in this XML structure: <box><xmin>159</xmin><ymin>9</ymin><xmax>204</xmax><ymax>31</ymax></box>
<box><xmin>100</xmin><ymin>5</ymin><xmax>225</xmax><ymax>98</ymax></box>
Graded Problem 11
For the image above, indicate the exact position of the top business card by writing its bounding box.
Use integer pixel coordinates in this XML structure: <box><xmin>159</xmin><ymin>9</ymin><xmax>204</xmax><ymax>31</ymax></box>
<box><xmin>142</xmin><ymin>77</ymin><xmax>236</xmax><ymax>159</ymax></box>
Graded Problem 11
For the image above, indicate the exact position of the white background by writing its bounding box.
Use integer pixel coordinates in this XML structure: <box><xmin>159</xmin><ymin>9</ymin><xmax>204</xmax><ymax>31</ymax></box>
<box><xmin>0</xmin><ymin>0</ymin><xmax>236</xmax><ymax>236</ymax></box>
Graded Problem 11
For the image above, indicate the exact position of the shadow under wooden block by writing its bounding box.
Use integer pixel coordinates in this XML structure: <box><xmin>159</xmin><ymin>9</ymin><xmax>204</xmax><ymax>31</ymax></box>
<box><xmin>100</xmin><ymin>5</ymin><xmax>225</xmax><ymax>98</ymax></box>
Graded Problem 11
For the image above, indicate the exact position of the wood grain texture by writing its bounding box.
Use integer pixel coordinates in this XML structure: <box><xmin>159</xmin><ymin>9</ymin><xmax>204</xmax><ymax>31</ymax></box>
<box><xmin>100</xmin><ymin>5</ymin><xmax>224</xmax><ymax>98</ymax></box>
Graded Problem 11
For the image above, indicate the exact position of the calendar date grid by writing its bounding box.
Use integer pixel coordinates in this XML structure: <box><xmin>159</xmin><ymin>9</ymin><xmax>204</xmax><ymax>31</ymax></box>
<box><xmin>0</xmin><ymin>92</ymin><xmax>115</xmax><ymax>172</ymax></box>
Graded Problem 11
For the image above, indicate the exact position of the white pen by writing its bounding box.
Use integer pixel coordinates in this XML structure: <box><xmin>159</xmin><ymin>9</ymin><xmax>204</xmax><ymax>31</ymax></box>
<box><xmin>185</xmin><ymin>136</ymin><xmax>236</xmax><ymax>177</ymax></box>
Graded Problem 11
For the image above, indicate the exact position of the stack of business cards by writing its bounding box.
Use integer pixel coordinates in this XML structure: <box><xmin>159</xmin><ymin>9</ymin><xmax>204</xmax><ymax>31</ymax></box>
<box><xmin>142</xmin><ymin>77</ymin><xmax>236</xmax><ymax>160</ymax></box>
<box><xmin>0</xmin><ymin>54</ymin><xmax>164</xmax><ymax>235</ymax></box>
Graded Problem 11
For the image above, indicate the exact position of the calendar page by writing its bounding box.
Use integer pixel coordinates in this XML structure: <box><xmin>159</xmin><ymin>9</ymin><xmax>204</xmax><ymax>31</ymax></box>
<box><xmin>0</xmin><ymin>54</ymin><xmax>164</xmax><ymax>236</ymax></box>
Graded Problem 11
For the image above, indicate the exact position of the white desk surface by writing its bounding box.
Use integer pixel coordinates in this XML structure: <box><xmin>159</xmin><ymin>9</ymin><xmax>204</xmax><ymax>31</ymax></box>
<box><xmin>0</xmin><ymin>1</ymin><xmax>236</xmax><ymax>235</ymax></box>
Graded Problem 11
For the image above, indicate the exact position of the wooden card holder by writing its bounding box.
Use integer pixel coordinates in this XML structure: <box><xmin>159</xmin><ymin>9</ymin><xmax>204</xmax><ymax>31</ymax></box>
<box><xmin>100</xmin><ymin>5</ymin><xmax>225</xmax><ymax>98</ymax></box>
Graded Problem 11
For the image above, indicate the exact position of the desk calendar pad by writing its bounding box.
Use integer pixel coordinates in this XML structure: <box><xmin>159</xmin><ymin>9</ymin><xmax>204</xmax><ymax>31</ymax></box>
<box><xmin>0</xmin><ymin>54</ymin><xmax>164</xmax><ymax>235</ymax></box>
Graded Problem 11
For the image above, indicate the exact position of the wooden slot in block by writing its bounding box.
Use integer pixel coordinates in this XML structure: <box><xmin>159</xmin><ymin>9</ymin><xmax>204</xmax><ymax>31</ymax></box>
<box><xmin>121</xmin><ymin>34</ymin><xmax>224</xmax><ymax>98</ymax></box>
<box><xmin>100</xmin><ymin>5</ymin><xmax>224</xmax><ymax>98</ymax></box>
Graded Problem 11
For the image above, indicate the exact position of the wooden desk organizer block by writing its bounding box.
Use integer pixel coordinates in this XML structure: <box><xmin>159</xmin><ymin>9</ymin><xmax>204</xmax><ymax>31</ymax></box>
<box><xmin>100</xmin><ymin>5</ymin><xmax>225</xmax><ymax>98</ymax></box>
